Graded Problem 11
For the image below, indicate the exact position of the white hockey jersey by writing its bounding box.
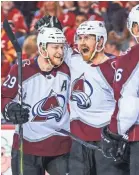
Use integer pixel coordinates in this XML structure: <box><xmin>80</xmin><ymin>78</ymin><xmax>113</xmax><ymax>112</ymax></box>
<box><xmin>1</xmin><ymin>58</ymin><xmax>72</xmax><ymax>156</ymax></box>
<box><xmin>110</xmin><ymin>44</ymin><xmax>139</xmax><ymax>141</ymax></box>
<box><xmin>69</xmin><ymin>52</ymin><xmax>116</xmax><ymax>141</ymax></box>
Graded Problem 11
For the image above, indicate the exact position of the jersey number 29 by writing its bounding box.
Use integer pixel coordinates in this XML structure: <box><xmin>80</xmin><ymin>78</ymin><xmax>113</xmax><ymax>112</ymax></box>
<box><xmin>3</xmin><ymin>75</ymin><xmax>16</xmax><ymax>88</ymax></box>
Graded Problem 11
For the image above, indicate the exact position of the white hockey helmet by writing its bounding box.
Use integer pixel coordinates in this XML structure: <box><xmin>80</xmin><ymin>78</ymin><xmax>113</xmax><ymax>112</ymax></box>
<box><xmin>37</xmin><ymin>27</ymin><xmax>66</xmax><ymax>48</ymax></box>
<box><xmin>37</xmin><ymin>27</ymin><xmax>66</xmax><ymax>68</ymax></box>
<box><xmin>76</xmin><ymin>20</ymin><xmax>107</xmax><ymax>49</ymax></box>
<box><xmin>127</xmin><ymin>4</ymin><xmax>139</xmax><ymax>38</ymax></box>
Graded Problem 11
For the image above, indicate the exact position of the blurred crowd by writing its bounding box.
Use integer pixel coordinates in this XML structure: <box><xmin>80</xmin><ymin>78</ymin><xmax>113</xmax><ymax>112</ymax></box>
<box><xmin>1</xmin><ymin>1</ymin><xmax>139</xmax><ymax>85</ymax></box>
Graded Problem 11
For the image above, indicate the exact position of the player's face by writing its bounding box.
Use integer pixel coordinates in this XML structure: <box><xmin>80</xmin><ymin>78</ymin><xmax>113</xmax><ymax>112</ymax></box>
<box><xmin>77</xmin><ymin>34</ymin><xmax>96</xmax><ymax>61</ymax></box>
<box><xmin>47</xmin><ymin>43</ymin><xmax>64</xmax><ymax>66</ymax></box>
<box><xmin>131</xmin><ymin>22</ymin><xmax>139</xmax><ymax>42</ymax></box>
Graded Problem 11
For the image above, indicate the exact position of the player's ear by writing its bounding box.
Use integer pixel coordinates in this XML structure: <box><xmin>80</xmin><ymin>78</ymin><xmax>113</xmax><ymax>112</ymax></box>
<box><xmin>97</xmin><ymin>36</ymin><xmax>104</xmax><ymax>50</ymax></box>
<box><xmin>39</xmin><ymin>43</ymin><xmax>46</xmax><ymax>52</ymax></box>
<box><xmin>39</xmin><ymin>45</ymin><xmax>45</xmax><ymax>54</ymax></box>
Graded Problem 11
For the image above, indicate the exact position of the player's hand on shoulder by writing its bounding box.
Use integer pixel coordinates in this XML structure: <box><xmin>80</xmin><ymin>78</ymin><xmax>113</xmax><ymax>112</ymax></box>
<box><xmin>34</xmin><ymin>15</ymin><xmax>63</xmax><ymax>31</ymax></box>
<box><xmin>4</xmin><ymin>102</ymin><xmax>31</xmax><ymax>124</ymax></box>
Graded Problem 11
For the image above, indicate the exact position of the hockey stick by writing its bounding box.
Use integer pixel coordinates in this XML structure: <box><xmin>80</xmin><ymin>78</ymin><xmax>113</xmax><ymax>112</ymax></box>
<box><xmin>57</xmin><ymin>129</ymin><xmax>121</xmax><ymax>160</ymax></box>
<box><xmin>56</xmin><ymin>129</ymin><xmax>102</xmax><ymax>151</ymax></box>
<box><xmin>3</xmin><ymin>19</ymin><xmax>23</xmax><ymax>175</ymax></box>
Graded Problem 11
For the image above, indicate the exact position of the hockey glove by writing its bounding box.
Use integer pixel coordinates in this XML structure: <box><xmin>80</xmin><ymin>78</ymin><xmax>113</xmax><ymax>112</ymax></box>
<box><xmin>34</xmin><ymin>15</ymin><xmax>63</xmax><ymax>31</ymax></box>
<box><xmin>101</xmin><ymin>126</ymin><xmax>130</xmax><ymax>164</ymax></box>
<box><xmin>4</xmin><ymin>102</ymin><xmax>31</xmax><ymax>124</ymax></box>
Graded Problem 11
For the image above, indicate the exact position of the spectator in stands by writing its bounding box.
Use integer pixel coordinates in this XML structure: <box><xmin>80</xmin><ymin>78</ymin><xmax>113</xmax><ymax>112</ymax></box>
<box><xmin>108</xmin><ymin>28</ymin><xmax>130</xmax><ymax>51</ymax></box>
<box><xmin>1</xmin><ymin>1</ymin><xmax>28</xmax><ymax>47</ymax></box>
<box><xmin>75</xmin><ymin>1</ymin><xmax>102</xmax><ymax>20</ymax></box>
<box><xmin>76</xmin><ymin>1</ymin><xmax>92</xmax><ymax>15</ymax></box>
<box><xmin>1</xmin><ymin>1</ymin><xmax>28</xmax><ymax>37</ymax></box>
<box><xmin>59</xmin><ymin>12</ymin><xmax>76</xmax><ymax>32</ymax></box>
<box><xmin>105</xmin><ymin>1</ymin><xmax>127</xmax><ymax>32</ymax></box>
<box><xmin>99</xmin><ymin>1</ymin><xmax>109</xmax><ymax>14</ymax></box>
<box><xmin>64</xmin><ymin>12</ymin><xmax>88</xmax><ymax>46</ymax></box>
<box><xmin>22</xmin><ymin>35</ymin><xmax>38</xmax><ymax>59</ymax></box>
<box><xmin>105</xmin><ymin>40</ymin><xmax>122</xmax><ymax>56</ymax></box>
<box><xmin>14</xmin><ymin>1</ymin><xmax>38</xmax><ymax>28</ymax></box>
<box><xmin>1</xmin><ymin>27</ymin><xmax>16</xmax><ymax>63</ymax></box>
<box><xmin>62</xmin><ymin>1</ymin><xmax>77</xmax><ymax>13</ymax></box>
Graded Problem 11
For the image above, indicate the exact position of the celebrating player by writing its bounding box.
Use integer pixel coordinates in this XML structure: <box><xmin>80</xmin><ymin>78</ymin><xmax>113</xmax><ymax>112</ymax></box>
<box><xmin>68</xmin><ymin>20</ymin><xmax>129</xmax><ymax>175</ymax></box>
<box><xmin>101</xmin><ymin>4</ymin><xmax>139</xmax><ymax>175</ymax></box>
<box><xmin>1</xmin><ymin>27</ymin><xmax>71</xmax><ymax>175</ymax></box>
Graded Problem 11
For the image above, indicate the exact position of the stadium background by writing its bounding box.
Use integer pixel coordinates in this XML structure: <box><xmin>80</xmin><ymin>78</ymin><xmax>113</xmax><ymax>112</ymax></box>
<box><xmin>1</xmin><ymin>1</ymin><xmax>139</xmax><ymax>175</ymax></box>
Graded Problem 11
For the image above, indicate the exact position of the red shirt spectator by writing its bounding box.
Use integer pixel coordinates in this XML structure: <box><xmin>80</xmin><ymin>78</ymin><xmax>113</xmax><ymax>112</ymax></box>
<box><xmin>64</xmin><ymin>12</ymin><xmax>88</xmax><ymax>46</ymax></box>
<box><xmin>1</xmin><ymin>29</ymin><xmax>16</xmax><ymax>63</ymax></box>
<box><xmin>99</xmin><ymin>1</ymin><xmax>109</xmax><ymax>12</ymax></box>
<box><xmin>59</xmin><ymin>12</ymin><xmax>76</xmax><ymax>29</ymax></box>
<box><xmin>1</xmin><ymin>2</ymin><xmax>28</xmax><ymax>34</ymax></box>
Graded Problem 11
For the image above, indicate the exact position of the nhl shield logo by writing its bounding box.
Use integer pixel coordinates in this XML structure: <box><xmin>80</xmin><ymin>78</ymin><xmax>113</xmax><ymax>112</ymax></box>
<box><xmin>70</xmin><ymin>73</ymin><xmax>93</xmax><ymax>109</ymax></box>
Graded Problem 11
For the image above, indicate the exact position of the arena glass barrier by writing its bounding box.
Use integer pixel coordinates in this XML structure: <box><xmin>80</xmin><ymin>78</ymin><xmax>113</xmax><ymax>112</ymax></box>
<box><xmin>1</xmin><ymin>124</ymin><xmax>49</xmax><ymax>175</ymax></box>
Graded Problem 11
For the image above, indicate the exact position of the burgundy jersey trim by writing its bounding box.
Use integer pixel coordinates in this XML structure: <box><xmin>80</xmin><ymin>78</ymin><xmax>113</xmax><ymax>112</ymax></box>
<box><xmin>13</xmin><ymin>133</ymin><xmax>72</xmax><ymax>156</ymax></box>
<box><xmin>110</xmin><ymin>44</ymin><xmax>139</xmax><ymax>141</ymax></box>
<box><xmin>71</xmin><ymin>120</ymin><xmax>101</xmax><ymax>141</ymax></box>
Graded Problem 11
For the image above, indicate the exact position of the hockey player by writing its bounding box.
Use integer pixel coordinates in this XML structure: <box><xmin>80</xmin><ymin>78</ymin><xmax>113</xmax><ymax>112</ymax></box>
<box><xmin>68</xmin><ymin>20</ymin><xmax>129</xmax><ymax>175</ymax></box>
<box><xmin>1</xmin><ymin>27</ymin><xmax>71</xmax><ymax>175</ymax></box>
<box><xmin>32</xmin><ymin>15</ymin><xmax>129</xmax><ymax>175</ymax></box>
<box><xmin>101</xmin><ymin>4</ymin><xmax>139</xmax><ymax>175</ymax></box>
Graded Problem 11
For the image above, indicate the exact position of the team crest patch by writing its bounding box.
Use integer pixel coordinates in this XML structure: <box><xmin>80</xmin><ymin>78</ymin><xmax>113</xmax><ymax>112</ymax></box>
<box><xmin>70</xmin><ymin>73</ymin><xmax>93</xmax><ymax>109</ymax></box>
<box><xmin>32</xmin><ymin>90</ymin><xmax>65</xmax><ymax>122</ymax></box>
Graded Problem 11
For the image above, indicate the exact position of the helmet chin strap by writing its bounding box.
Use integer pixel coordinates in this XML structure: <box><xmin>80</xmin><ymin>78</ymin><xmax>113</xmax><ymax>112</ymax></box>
<box><xmin>89</xmin><ymin>41</ymin><xmax>104</xmax><ymax>62</ymax></box>
<box><xmin>135</xmin><ymin>37</ymin><xmax>139</xmax><ymax>43</ymax></box>
<box><xmin>38</xmin><ymin>47</ymin><xmax>54</xmax><ymax>68</ymax></box>
<box><xmin>89</xmin><ymin>42</ymin><xmax>98</xmax><ymax>62</ymax></box>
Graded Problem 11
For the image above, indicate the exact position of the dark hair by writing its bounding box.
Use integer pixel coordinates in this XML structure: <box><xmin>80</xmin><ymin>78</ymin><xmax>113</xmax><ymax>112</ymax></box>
<box><xmin>107</xmin><ymin>40</ymin><xmax>122</xmax><ymax>51</ymax></box>
<box><xmin>76</xmin><ymin>12</ymin><xmax>88</xmax><ymax>19</ymax></box>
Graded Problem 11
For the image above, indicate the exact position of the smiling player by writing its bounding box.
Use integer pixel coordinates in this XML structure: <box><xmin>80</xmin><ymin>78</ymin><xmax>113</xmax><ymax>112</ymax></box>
<box><xmin>1</xmin><ymin>27</ymin><xmax>71</xmax><ymax>175</ymax></box>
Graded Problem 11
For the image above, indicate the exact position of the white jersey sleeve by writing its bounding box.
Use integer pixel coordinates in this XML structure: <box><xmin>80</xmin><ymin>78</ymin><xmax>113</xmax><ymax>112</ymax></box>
<box><xmin>117</xmin><ymin>63</ymin><xmax>139</xmax><ymax>135</ymax></box>
<box><xmin>109</xmin><ymin>45</ymin><xmax>139</xmax><ymax>136</ymax></box>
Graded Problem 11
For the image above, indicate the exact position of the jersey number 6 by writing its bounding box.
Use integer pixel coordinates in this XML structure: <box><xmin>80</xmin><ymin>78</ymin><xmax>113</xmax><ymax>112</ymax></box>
<box><xmin>115</xmin><ymin>68</ymin><xmax>123</xmax><ymax>82</ymax></box>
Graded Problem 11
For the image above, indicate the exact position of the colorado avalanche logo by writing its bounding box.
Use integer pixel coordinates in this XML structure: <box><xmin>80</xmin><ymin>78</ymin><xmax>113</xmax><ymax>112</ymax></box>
<box><xmin>32</xmin><ymin>90</ymin><xmax>65</xmax><ymax>122</ymax></box>
<box><xmin>71</xmin><ymin>73</ymin><xmax>93</xmax><ymax>109</ymax></box>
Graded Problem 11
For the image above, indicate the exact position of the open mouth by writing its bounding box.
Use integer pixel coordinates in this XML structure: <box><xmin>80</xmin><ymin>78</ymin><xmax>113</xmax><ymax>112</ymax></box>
<box><xmin>82</xmin><ymin>48</ymin><xmax>89</xmax><ymax>54</ymax></box>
